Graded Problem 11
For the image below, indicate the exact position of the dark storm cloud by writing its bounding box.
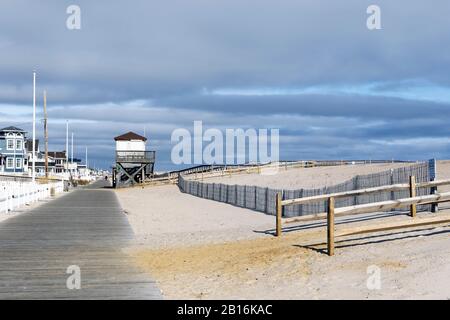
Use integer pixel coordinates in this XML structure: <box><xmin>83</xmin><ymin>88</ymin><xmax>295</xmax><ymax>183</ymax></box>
<box><xmin>0</xmin><ymin>0</ymin><xmax>449</xmax><ymax>169</ymax></box>
<box><xmin>156</xmin><ymin>93</ymin><xmax>450</xmax><ymax>119</ymax></box>
<box><xmin>1</xmin><ymin>0</ymin><xmax>450</xmax><ymax>103</ymax></box>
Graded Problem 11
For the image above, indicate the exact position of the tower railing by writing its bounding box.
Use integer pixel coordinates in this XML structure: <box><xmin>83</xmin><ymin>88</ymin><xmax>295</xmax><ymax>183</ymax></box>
<box><xmin>115</xmin><ymin>150</ymin><xmax>155</xmax><ymax>163</ymax></box>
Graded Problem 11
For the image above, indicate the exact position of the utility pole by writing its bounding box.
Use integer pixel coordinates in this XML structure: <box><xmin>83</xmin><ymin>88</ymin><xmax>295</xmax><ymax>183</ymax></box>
<box><xmin>66</xmin><ymin>120</ymin><xmax>69</xmax><ymax>176</ymax></box>
<box><xmin>43</xmin><ymin>90</ymin><xmax>49</xmax><ymax>178</ymax></box>
<box><xmin>32</xmin><ymin>71</ymin><xmax>36</xmax><ymax>183</ymax></box>
<box><xmin>85</xmin><ymin>146</ymin><xmax>88</xmax><ymax>169</ymax></box>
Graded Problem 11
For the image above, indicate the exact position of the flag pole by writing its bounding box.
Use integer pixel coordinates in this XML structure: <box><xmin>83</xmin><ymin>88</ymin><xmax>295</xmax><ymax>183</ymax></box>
<box><xmin>44</xmin><ymin>90</ymin><xmax>49</xmax><ymax>178</ymax></box>
<box><xmin>32</xmin><ymin>71</ymin><xmax>36</xmax><ymax>183</ymax></box>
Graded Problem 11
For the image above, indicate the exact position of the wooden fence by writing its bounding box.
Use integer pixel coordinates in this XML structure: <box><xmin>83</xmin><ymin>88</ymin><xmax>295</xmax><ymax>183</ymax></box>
<box><xmin>275</xmin><ymin>177</ymin><xmax>450</xmax><ymax>256</ymax></box>
<box><xmin>0</xmin><ymin>179</ymin><xmax>64</xmax><ymax>213</ymax></box>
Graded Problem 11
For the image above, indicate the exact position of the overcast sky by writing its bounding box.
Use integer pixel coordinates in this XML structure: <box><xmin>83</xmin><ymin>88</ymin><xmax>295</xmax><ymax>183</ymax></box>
<box><xmin>1</xmin><ymin>1</ymin><xmax>449</xmax><ymax>170</ymax></box>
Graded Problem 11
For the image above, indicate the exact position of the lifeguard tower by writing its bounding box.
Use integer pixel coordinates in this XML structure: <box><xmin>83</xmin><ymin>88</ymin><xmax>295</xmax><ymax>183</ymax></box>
<box><xmin>112</xmin><ymin>131</ymin><xmax>155</xmax><ymax>188</ymax></box>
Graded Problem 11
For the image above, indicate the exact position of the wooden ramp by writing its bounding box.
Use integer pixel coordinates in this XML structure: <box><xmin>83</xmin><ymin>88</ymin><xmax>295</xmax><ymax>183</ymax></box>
<box><xmin>0</xmin><ymin>181</ymin><xmax>162</xmax><ymax>299</ymax></box>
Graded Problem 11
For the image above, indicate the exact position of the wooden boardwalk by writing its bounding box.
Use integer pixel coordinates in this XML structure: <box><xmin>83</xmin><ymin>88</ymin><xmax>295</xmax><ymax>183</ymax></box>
<box><xmin>0</xmin><ymin>181</ymin><xmax>162</xmax><ymax>299</ymax></box>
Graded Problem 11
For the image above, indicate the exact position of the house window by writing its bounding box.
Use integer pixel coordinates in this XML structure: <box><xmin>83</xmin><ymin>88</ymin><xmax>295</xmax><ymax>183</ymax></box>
<box><xmin>16</xmin><ymin>139</ymin><xmax>22</xmax><ymax>150</ymax></box>
<box><xmin>7</xmin><ymin>139</ymin><xmax>14</xmax><ymax>150</ymax></box>
<box><xmin>6</xmin><ymin>158</ymin><xmax>14</xmax><ymax>169</ymax></box>
<box><xmin>16</xmin><ymin>158</ymin><xmax>22</xmax><ymax>169</ymax></box>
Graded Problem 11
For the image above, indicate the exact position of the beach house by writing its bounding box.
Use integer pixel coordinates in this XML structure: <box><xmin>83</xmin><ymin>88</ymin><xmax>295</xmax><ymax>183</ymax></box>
<box><xmin>25</xmin><ymin>139</ymin><xmax>58</xmax><ymax>176</ymax></box>
<box><xmin>0</xmin><ymin>126</ymin><xmax>27</xmax><ymax>174</ymax></box>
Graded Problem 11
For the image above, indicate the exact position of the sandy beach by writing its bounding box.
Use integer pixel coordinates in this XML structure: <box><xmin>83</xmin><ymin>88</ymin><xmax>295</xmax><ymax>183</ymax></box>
<box><xmin>116</xmin><ymin>184</ymin><xmax>274</xmax><ymax>248</ymax></box>
<box><xmin>116</xmin><ymin>161</ymin><xmax>450</xmax><ymax>299</ymax></box>
<box><xmin>128</xmin><ymin>221</ymin><xmax>450</xmax><ymax>299</ymax></box>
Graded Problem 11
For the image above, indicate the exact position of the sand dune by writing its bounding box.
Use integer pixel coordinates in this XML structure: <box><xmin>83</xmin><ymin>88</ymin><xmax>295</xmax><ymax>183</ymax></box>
<box><xmin>189</xmin><ymin>163</ymin><xmax>417</xmax><ymax>189</ymax></box>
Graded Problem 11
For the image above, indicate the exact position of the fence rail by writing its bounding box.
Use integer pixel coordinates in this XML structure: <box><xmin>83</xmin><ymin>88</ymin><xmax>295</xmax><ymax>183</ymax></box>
<box><xmin>280</xmin><ymin>178</ymin><xmax>450</xmax><ymax>207</ymax></box>
<box><xmin>326</xmin><ymin>191</ymin><xmax>450</xmax><ymax>256</ymax></box>
<box><xmin>0</xmin><ymin>173</ymin><xmax>63</xmax><ymax>182</ymax></box>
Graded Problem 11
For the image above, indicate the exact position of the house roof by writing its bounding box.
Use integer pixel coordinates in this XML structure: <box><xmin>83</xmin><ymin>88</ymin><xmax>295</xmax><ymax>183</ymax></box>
<box><xmin>114</xmin><ymin>131</ymin><xmax>147</xmax><ymax>142</ymax></box>
<box><xmin>0</xmin><ymin>126</ymin><xmax>26</xmax><ymax>133</ymax></box>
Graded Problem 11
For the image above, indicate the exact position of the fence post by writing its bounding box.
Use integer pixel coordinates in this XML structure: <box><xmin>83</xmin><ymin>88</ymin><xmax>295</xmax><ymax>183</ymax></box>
<box><xmin>327</xmin><ymin>197</ymin><xmax>335</xmax><ymax>256</ymax></box>
<box><xmin>390</xmin><ymin>170</ymin><xmax>395</xmax><ymax>200</ymax></box>
<box><xmin>431</xmin><ymin>182</ymin><xmax>439</xmax><ymax>213</ymax></box>
<box><xmin>276</xmin><ymin>192</ymin><xmax>282</xmax><ymax>237</ymax></box>
<box><xmin>430</xmin><ymin>177</ymin><xmax>438</xmax><ymax>213</ymax></box>
<box><xmin>428</xmin><ymin>158</ymin><xmax>438</xmax><ymax>213</ymax></box>
<box><xmin>409</xmin><ymin>176</ymin><xmax>416</xmax><ymax>218</ymax></box>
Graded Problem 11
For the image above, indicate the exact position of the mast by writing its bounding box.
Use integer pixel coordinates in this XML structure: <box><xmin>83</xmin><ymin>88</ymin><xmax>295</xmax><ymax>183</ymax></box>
<box><xmin>44</xmin><ymin>90</ymin><xmax>49</xmax><ymax>178</ymax></box>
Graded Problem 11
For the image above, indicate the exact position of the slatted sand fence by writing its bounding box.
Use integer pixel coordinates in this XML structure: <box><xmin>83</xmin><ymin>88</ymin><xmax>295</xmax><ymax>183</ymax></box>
<box><xmin>178</xmin><ymin>162</ymin><xmax>431</xmax><ymax>218</ymax></box>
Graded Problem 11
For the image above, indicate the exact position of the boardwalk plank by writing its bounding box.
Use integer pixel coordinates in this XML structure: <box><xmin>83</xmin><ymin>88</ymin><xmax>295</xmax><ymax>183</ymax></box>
<box><xmin>0</xmin><ymin>181</ymin><xmax>161</xmax><ymax>300</ymax></box>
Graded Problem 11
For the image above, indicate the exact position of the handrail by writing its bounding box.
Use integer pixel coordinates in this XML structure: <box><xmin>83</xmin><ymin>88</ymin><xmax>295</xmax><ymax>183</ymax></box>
<box><xmin>115</xmin><ymin>150</ymin><xmax>156</xmax><ymax>163</ymax></box>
